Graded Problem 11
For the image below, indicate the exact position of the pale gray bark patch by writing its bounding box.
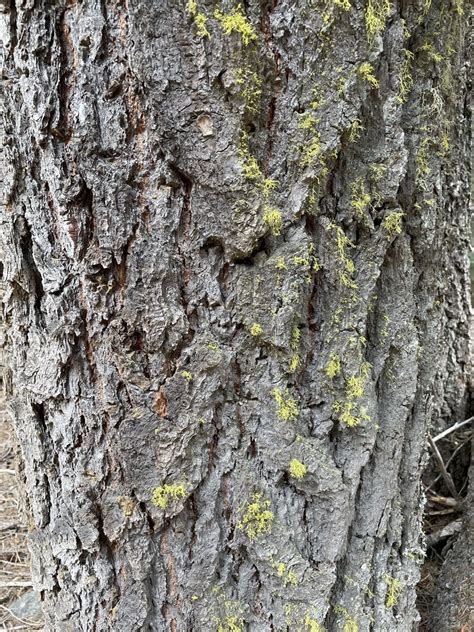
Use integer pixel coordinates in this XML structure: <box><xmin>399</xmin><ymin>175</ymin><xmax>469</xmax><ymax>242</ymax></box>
<box><xmin>0</xmin><ymin>0</ymin><xmax>470</xmax><ymax>630</ymax></box>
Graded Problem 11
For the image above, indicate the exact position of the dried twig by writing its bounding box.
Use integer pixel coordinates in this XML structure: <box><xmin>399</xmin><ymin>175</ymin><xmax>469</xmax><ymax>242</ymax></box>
<box><xmin>425</xmin><ymin>437</ymin><xmax>471</xmax><ymax>494</ymax></box>
<box><xmin>0</xmin><ymin>581</ymin><xmax>32</xmax><ymax>588</ymax></box>
<box><xmin>427</xmin><ymin>435</ymin><xmax>460</xmax><ymax>501</ymax></box>
<box><xmin>432</xmin><ymin>417</ymin><xmax>472</xmax><ymax>443</ymax></box>
<box><xmin>0</xmin><ymin>604</ymin><xmax>43</xmax><ymax>628</ymax></box>
<box><xmin>427</xmin><ymin>495</ymin><xmax>458</xmax><ymax>507</ymax></box>
<box><xmin>426</xmin><ymin>519</ymin><xmax>462</xmax><ymax>546</ymax></box>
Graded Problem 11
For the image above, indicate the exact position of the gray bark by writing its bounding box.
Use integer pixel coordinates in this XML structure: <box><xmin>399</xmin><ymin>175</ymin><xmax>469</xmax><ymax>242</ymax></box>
<box><xmin>0</xmin><ymin>1</ymin><xmax>471</xmax><ymax>630</ymax></box>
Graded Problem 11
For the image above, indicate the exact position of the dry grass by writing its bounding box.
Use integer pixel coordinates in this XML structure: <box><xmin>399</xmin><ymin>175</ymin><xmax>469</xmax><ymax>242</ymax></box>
<box><xmin>0</xmin><ymin>396</ymin><xmax>43</xmax><ymax>630</ymax></box>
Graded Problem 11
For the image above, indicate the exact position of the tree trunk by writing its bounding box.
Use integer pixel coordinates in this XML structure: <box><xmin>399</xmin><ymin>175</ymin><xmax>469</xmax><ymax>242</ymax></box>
<box><xmin>0</xmin><ymin>1</ymin><xmax>470</xmax><ymax>630</ymax></box>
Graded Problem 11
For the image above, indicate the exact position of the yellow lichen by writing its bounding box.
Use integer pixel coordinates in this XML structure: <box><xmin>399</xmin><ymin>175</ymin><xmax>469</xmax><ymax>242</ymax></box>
<box><xmin>326</xmin><ymin>353</ymin><xmax>341</xmax><ymax>379</ymax></box>
<box><xmin>290</xmin><ymin>326</ymin><xmax>301</xmax><ymax>350</ymax></box>
<box><xmin>365</xmin><ymin>0</ymin><xmax>392</xmax><ymax>42</ymax></box>
<box><xmin>263</xmin><ymin>206</ymin><xmax>283</xmax><ymax>236</ymax></box>
<box><xmin>272</xmin><ymin>561</ymin><xmax>298</xmax><ymax>586</ymax></box>
<box><xmin>350</xmin><ymin>177</ymin><xmax>371</xmax><ymax>219</ymax></box>
<box><xmin>384</xmin><ymin>575</ymin><xmax>402</xmax><ymax>608</ymax></box>
<box><xmin>358</xmin><ymin>62</ymin><xmax>379</xmax><ymax>88</ymax></box>
<box><xmin>214</xmin><ymin>4</ymin><xmax>257</xmax><ymax>45</ymax></box>
<box><xmin>217</xmin><ymin>616</ymin><xmax>244</xmax><ymax>632</ymax></box>
<box><xmin>275</xmin><ymin>256</ymin><xmax>287</xmax><ymax>271</ymax></box>
<box><xmin>348</xmin><ymin>119</ymin><xmax>364</xmax><ymax>142</ymax></box>
<box><xmin>334</xmin><ymin>0</ymin><xmax>351</xmax><ymax>10</ymax></box>
<box><xmin>416</xmin><ymin>137</ymin><xmax>431</xmax><ymax>180</ymax></box>
<box><xmin>346</xmin><ymin>362</ymin><xmax>371</xmax><ymax>399</ymax></box>
<box><xmin>274</xmin><ymin>388</ymin><xmax>299</xmax><ymax>421</ymax></box>
<box><xmin>454</xmin><ymin>0</ymin><xmax>464</xmax><ymax>15</ymax></box>
<box><xmin>181</xmin><ymin>370</ymin><xmax>193</xmax><ymax>381</ymax></box>
<box><xmin>289</xmin><ymin>458</ymin><xmax>307</xmax><ymax>480</ymax></box>
<box><xmin>334</xmin><ymin>606</ymin><xmax>359</xmax><ymax>632</ymax></box>
<box><xmin>235</xmin><ymin>66</ymin><xmax>262</xmax><ymax>114</ymax></box>
<box><xmin>382</xmin><ymin>212</ymin><xmax>404</xmax><ymax>238</ymax></box>
<box><xmin>333</xmin><ymin>401</ymin><xmax>359</xmax><ymax>427</ymax></box>
<box><xmin>396</xmin><ymin>49</ymin><xmax>414</xmax><ymax>104</ymax></box>
<box><xmin>151</xmin><ymin>483</ymin><xmax>187</xmax><ymax>509</ymax></box>
<box><xmin>238</xmin><ymin>493</ymin><xmax>274</xmax><ymax>540</ymax></box>
<box><xmin>187</xmin><ymin>1</ymin><xmax>210</xmax><ymax>37</ymax></box>
<box><xmin>194</xmin><ymin>13</ymin><xmax>210</xmax><ymax>37</ymax></box>
<box><xmin>369</xmin><ymin>163</ymin><xmax>387</xmax><ymax>182</ymax></box>
<box><xmin>238</xmin><ymin>133</ymin><xmax>278</xmax><ymax>197</ymax></box>
<box><xmin>250</xmin><ymin>322</ymin><xmax>263</xmax><ymax>336</ymax></box>
<box><xmin>333</xmin><ymin>362</ymin><xmax>371</xmax><ymax>427</ymax></box>
<box><xmin>303</xmin><ymin>613</ymin><xmax>322</xmax><ymax>632</ymax></box>
<box><xmin>289</xmin><ymin>354</ymin><xmax>301</xmax><ymax>373</ymax></box>
<box><xmin>330</xmin><ymin>224</ymin><xmax>357</xmax><ymax>290</ymax></box>
<box><xmin>300</xmin><ymin>133</ymin><xmax>322</xmax><ymax>169</ymax></box>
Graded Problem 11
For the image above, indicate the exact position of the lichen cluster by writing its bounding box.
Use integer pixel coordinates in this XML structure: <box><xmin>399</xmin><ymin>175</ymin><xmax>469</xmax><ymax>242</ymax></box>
<box><xmin>238</xmin><ymin>493</ymin><xmax>274</xmax><ymax>540</ymax></box>
<box><xmin>151</xmin><ymin>483</ymin><xmax>187</xmax><ymax>509</ymax></box>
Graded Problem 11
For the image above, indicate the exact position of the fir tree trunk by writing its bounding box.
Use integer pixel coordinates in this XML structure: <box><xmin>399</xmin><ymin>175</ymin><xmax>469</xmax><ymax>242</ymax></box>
<box><xmin>0</xmin><ymin>1</ymin><xmax>470</xmax><ymax>630</ymax></box>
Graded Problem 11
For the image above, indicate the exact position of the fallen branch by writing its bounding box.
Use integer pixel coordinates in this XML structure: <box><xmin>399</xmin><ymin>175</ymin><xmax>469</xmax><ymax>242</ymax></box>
<box><xmin>427</xmin><ymin>435</ymin><xmax>461</xmax><ymax>502</ymax></box>
<box><xmin>0</xmin><ymin>580</ymin><xmax>32</xmax><ymax>588</ymax></box>
<box><xmin>426</xmin><ymin>519</ymin><xmax>462</xmax><ymax>546</ymax></box>
<box><xmin>432</xmin><ymin>417</ymin><xmax>472</xmax><ymax>443</ymax></box>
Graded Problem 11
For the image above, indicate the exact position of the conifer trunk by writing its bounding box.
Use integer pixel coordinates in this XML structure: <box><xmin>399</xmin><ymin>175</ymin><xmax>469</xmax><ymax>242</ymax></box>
<box><xmin>0</xmin><ymin>1</ymin><xmax>470</xmax><ymax>630</ymax></box>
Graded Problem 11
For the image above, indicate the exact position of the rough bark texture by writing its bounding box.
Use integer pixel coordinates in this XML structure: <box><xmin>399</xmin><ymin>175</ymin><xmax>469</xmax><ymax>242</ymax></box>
<box><xmin>0</xmin><ymin>1</ymin><xmax>471</xmax><ymax>630</ymax></box>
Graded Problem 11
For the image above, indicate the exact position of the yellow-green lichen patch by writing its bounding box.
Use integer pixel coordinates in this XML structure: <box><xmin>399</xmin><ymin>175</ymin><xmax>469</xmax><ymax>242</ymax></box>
<box><xmin>187</xmin><ymin>0</ymin><xmax>210</xmax><ymax>37</ymax></box>
<box><xmin>211</xmin><ymin>590</ymin><xmax>245</xmax><ymax>632</ymax></box>
<box><xmin>384</xmin><ymin>574</ymin><xmax>402</xmax><ymax>608</ymax></box>
<box><xmin>238</xmin><ymin>493</ymin><xmax>274</xmax><ymax>540</ymax></box>
<box><xmin>235</xmin><ymin>65</ymin><xmax>262</xmax><ymax>114</ymax></box>
<box><xmin>289</xmin><ymin>458</ymin><xmax>307</xmax><ymax>480</ymax></box>
<box><xmin>333</xmin><ymin>0</ymin><xmax>351</xmax><ymax>10</ymax></box>
<box><xmin>214</xmin><ymin>4</ymin><xmax>257</xmax><ymax>45</ymax></box>
<box><xmin>416</xmin><ymin>137</ymin><xmax>431</xmax><ymax>182</ymax></box>
<box><xmin>333</xmin><ymin>362</ymin><xmax>371</xmax><ymax>428</ymax></box>
<box><xmin>217</xmin><ymin>616</ymin><xmax>244</xmax><ymax>632</ymax></box>
<box><xmin>303</xmin><ymin>612</ymin><xmax>322</xmax><ymax>632</ymax></box>
<box><xmin>346</xmin><ymin>362</ymin><xmax>371</xmax><ymax>399</ymax></box>
<box><xmin>358</xmin><ymin>62</ymin><xmax>379</xmax><ymax>88</ymax></box>
<box><xmin>289</xmin><ymin>354</ymin><xmax>301</xmax><ymax>373</ymax></box>
<box><xmin>300</xmin><ymin>134</ymin><xmax>322</xmax><ymax>169</ymax></box>
<box><xmin>330</xmin><ymin>224</ymin><xmax>357</xmax><ymax>290</ymax></box>
<box><xmin>348</xmin><ymin>119</ymin><xmax>364</xmax><ymax>142</ymax></box>
<box><xmin>289</xmin><ymin>324</ymin><xmax>302</xmax><ymax>370</ymax></box>
<box><xmin>334</xmin><ymin>605</ymin><xmax>359</xmax><ymax>632</ymax></box>
<box><xmin>365</xmin><ymin>0</ymin><xmax>392</xmax><ymax>42</ymax></box>
<box><xmin>350</xmin><ymin>177</ymin><xmax>371</xmax><ymax>219</ymax></box>
<box><xmin>181</xmin><ymin>370</ymin><xmax>193</xmax><ymax>381</ymax></box>
<box><xmin>369</xmin><ymin>163</ymin><xmax>387</xmax><ymax>183</ymax></box>
<box><xmin>332</xmin><ymin>401</ymin><xmax>359</xmax><ymax>428</ymax></box>
<box><xmin>238</xmin><ymin>132</ymin><xmax>278</xmax><ymax>196</ymax></box>
<box><xmin>382</xmin><ymin>212</ymin><xmax>404</xmax><ymax>238</ymax></box>
<box><xmin>274</xmin><ymin>388</ymin><xmax>299</xmax><ymax>421</ymax></box>
<box><xmin>151</xmin><ymin>483</ymin><xmax>187</xmax><ymax>509</ymax></box>
<box><xmin>263</xmin><ymin>206</ymin><xmax>283</xmax><ymax>236</ymax></box>
<box><xmin>249</xmin><ymin>322</ymin><xmax>263</xmax><ymax>336</ymax></box>
<box><xmin>272</xmin><ymin>561</ymin><xmax>298</xmax><ymax>586</ymax></box>
<box><xmin>296</xmin><ymin>87</ymin><xmax>328</xmax><ymax>174</ymax></box>
<box><xmin>396</xmin><ymin>49</ymin><xmax>414</xmax><ymax>104</ymax></box>
<box><xmin>325</xmin><ymin>353</ymin><xmax>341</xmax><ymax>379</ymax></box>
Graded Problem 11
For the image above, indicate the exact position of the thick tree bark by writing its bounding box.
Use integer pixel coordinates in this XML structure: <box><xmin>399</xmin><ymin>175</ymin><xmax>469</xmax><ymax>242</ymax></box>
<box><xmin>0</xmin><ymin>1</ymin><xmax>470</xmax><ymax>630</ymax></box>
